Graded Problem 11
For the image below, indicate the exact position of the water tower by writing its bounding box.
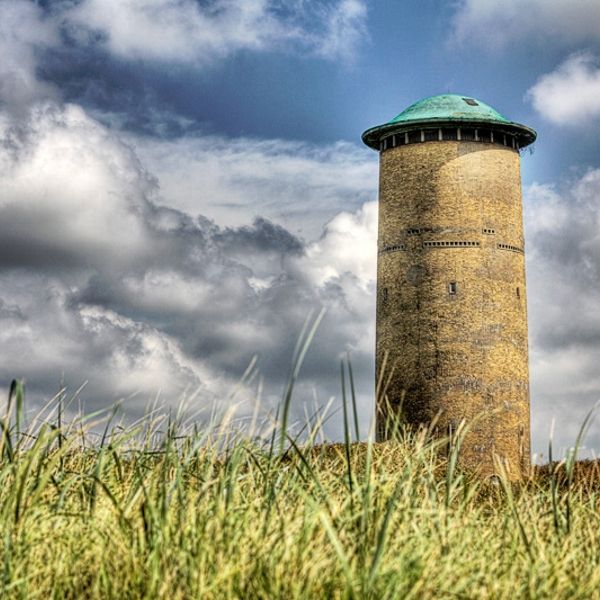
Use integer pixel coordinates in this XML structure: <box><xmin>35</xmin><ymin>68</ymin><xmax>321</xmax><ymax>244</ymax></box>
<box><xmin>362</xmin><ymin>94</ymin><xmax>536</xmax><ymax>478</ymax></box>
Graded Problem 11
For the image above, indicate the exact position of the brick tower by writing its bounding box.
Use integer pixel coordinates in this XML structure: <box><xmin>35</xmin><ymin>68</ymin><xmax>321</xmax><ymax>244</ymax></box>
<box><xmin>362</xmin><ymin>94</ymin><xmax>536</xmax><ymax>478</ymax></box>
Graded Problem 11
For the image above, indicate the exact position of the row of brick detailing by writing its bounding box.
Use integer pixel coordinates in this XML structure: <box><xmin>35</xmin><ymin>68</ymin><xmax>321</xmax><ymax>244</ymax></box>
<box><xmin>378</xmin><ymin>240</ymin><xmax>525</xmax><ymax>254</ymax></box>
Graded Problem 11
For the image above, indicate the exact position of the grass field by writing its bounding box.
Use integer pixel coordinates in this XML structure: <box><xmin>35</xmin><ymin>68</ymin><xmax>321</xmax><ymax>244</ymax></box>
<box><xmin>1</xmin><ymin>378</ymin><xmax>599</xmax><ymax>599</ymax></box>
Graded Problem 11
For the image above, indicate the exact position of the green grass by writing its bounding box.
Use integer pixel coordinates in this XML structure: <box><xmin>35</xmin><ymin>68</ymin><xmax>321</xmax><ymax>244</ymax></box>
<box><xmin>0</xmin><ymin>376</ymin><xmax>599</xmax><ymax>599</ymax></box>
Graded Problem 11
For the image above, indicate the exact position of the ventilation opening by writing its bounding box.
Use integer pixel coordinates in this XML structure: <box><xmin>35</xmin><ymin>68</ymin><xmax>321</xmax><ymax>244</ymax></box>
<box><xmin>408</xmin><ymin>130</ymin><xmax>421</xmax><ymax>144</ymax></box>
<box><xmin>379</xmin><ymin>243</ymin><xmax>405</xmax><ymax>254</ymax></box>
<box><xmin>478</xmin><ymin>129</ymin><xmax>491</xmax><ymax>143</ymax></box>
<box><xmin>378</xmin><ymin>128</ymin><xmax>520</xmax><ymax>151</ymax></box>
<box><xmin>461</xmin><ymin>128</ymin><xmax>475</xmax><ymax>141</ymax></box>
<box><xmin>448</xmin><ymin>282</ymin><xmax>458</xmax><ymax>295</ymax></box>
<box><xmin>383</xmin><ymin>136</ymin><xmax>397</xmax><ymax>150</ymax></box>
<box><xmin>497</xmin><ymin>243</ymin><xmax>524</xmax><ymax>254</ymax></box>
<box><xmin>442</xmin><ymin>128</ymin><xmax>458</xmax><ymax>141</ymax></box>
<box><xmin>424</xmin><ymin>240</ymin><xmax>480</xmax><ymax>248</ymax></box>
<box><xmin>483</xmin><ymin>228</ymin><xmax>495</xmax><ymax>235</ymax></box>
<box><xmin>424</xmin><ymin>129</ymin><xmax>438</xmax><ymax>142</ymax></box>
<box><xmin>462</xmin><ymin>98</ymin><xmax>479</xmax><ymax>106</ymax></box>
<box><xmin>382</xmin><ymin>287</ymin><xmax>388</xmax><ymax>302</ymax></box>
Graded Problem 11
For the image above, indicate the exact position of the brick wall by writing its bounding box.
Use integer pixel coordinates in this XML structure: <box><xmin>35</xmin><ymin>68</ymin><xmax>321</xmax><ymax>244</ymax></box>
<box><xmin>376</xmin><ymin>140</ymin><xmax>530</xmax><ymax>479</ymax></box>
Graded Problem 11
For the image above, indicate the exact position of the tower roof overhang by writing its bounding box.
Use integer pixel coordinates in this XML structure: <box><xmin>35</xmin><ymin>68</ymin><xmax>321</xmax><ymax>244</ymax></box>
<box><xmin>361</xmin><ymin>94</ymin><xmax>537</xmax><ymax>151</ymax></box>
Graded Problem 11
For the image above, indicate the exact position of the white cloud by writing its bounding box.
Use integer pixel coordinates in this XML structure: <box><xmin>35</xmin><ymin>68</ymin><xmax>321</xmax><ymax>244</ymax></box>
<box><xmin>451</xmin><ymin>0</ymin><xmax>600</xmax><ymax>48</ymax></box>
<box><xmin>134</xmin><ymin>134</ymin><xmax>377</xmax><ymax>238</ymax></box>
<box><xmin>526</xmin><ymin>52</ymin><xmax>600</xmax><ymax>125</ymax></box>
<box><xmin>0</xmin><ymin>103</ymin><xmax>155</xmax><ymax>268</ymax></box>
<box><xmin>0</xmin><ymin>98</ymin><xmax>376</xmax><ymax>431</ymax></box>
<box><xmin>0</xmin><ymin>273</ymin><xmax>230</xmax><ymax>409</ymax></box>
<box><xmin>0</xmin><ymin>0</ymin><xmax>59</xmax><ymax>113</ymax></box>
<box><xmin>301</xmin><ymin>201</ymin><xmax>377</xmax><ymax>290</ymax></box>
<box><xmin>65</xmin><ymin>0</ymin><xmax>368</xmax><ymax>64</ymax></box>
<box><xmin>311</xmin><ymin>0</ymin><xmax>367</xmax><ymax>61</ymax></box>
<box><xmin>524</xmin><ymin>170</ymin><xmax>600</xmax><ymax>456</ymax></box>
<box><xmin>2</xmin><ymin>95</ymin><xmax>600</xmax><ymax>453</ymax></box>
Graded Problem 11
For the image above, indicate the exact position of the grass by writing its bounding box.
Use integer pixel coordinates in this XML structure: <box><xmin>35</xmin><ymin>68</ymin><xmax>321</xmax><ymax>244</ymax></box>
<box><xmin>0</xmin><ymin>379</ymin><xmax>599</xmax><ymax>599</ymax></box>
<box><xmin>1</xmin><ymin>310</ymin><xmax>599</xmax><ymax>599</ymax></box>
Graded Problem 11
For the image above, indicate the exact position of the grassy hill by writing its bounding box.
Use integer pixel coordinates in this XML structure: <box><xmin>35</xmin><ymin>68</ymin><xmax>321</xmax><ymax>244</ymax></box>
<box><xmin>0</xmin><ymin>384</ymin><xmax>599</xmax><ymax>599</ymax></box>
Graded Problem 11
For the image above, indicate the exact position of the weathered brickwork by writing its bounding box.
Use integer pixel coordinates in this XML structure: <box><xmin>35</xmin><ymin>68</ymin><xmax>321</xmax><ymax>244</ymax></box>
<box><xmin>376</xmin><ymin>140</ymin><xmax>530</xmax><ymax>479</ymax></box>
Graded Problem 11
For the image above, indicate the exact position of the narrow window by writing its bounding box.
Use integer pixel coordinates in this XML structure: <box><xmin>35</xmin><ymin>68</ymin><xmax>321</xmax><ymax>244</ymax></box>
<box><xmin>516</xmin><ymin>287</ymin><xmax>520</xmax><ymax>299</ymax></box>
<box><xmin>462</xmin><ymin>98</ymin><xmax>479</xmax><ymax>106</ymax></box>
<box><xmin>448</xmin><ymin>282</ymin><xmax>457</xmax><ymax>295</ymax></box>
<box><xmin>382</xmin><ymin>288</ymin><xmax>388</xmax><ymax>303</ymax></box>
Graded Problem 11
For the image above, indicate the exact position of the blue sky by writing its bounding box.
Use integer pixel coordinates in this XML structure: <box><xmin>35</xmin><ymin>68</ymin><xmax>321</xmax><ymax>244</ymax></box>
<box><xmin>1</xmin><ymin>0</ymin><xmax>600</xmax><ymax>457</ymax></box>
<box><xmin>42</xmin><ymin>1</ymin><xmax>598</xmax><ymax>181</ymax></box>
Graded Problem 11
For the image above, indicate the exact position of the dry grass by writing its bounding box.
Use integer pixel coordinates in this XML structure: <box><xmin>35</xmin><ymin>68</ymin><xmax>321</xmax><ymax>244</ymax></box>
<box><xmin>1</xmin><ymin>326</ymin><xmax>598</xmax><ymax>600</ymax></box>
<box><xmin>0</xmin><ymin>397</ymin><xmax>599</xmax><ymax>599</ymax></box>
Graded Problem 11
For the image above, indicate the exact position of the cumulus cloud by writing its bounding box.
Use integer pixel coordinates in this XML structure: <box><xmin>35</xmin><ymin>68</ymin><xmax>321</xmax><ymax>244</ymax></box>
<box><xmin>0</xmin><ymin>103</ymin><xmax>155</xmax><ymax>269</ymax></box>
<box><xmin>527</xmin><ymin>52</ymin><xmax>600</xmax><ymax>125</ymax></box>
<box><xmin>2</xmin><ymin>0</ymin><xmax>598</xmax><ymax>454</ymax></box>
<box><xmin>64</xmin><ymin>0</ymin><xmax>367</xmax><ymax>63</ymax></box>
<box><xmin>134</xmin><ymin>134</ymin><xmax>377</xmax><ymax>238</ymax></box>
<box><xmin>525</xmin><ymin>170</ymin><xmax>600</xmax><ymax>456</ymax></box>
<box><xmin>0</xmin><ymin>0</ymin><xmax>376</xmax><ymax>432</ymax></box>
<box><xmin>0</xmin><ymin>272</ymin><xmax>223</xmax><ymax>410</ymax></box>
<box><xmin>0</xmin><ymin>99</ymin><xmax>377</xmax><ymax>433</ymax></box>
<box><xmin>451</xmin><ymin>0</ymin><xmax>600</xmax><ymax>48</ymax></box>
<box><xmin>0</xmin><ymin>0</ymin><xmax>59</xmax><ymax>113</ymax></box>
<box><xmin>1</xmin><ymin>100</ymin><xmax>599</xmax><ymax>453</ymax></box>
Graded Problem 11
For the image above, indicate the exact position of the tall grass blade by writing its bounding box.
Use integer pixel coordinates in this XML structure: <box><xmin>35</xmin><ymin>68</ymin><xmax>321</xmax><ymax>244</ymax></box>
<box><xmin>341</xmin><ymin>359</ymin><xmax>353</xmax><ymax>501</ymax></box>
<box><xmin>279</xmin><ymin>308</ymin><xmax>325</xmax><ymax>455</ymax></box>
<box><xmin>347</xmin><ymin>352</ymin><xmax>360</xmax><ymax>442</ymax></box>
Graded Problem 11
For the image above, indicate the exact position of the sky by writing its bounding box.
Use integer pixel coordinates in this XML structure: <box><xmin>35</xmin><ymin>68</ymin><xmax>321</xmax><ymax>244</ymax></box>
<box><xmin>1</xmin><ymin>0</ymin><xmax>600</xmax><ymax>457</ymax></box>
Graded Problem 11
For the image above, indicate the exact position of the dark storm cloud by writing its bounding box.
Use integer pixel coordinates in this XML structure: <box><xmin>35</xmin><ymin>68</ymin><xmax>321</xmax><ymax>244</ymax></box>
<box><xmin>0</xmin><ymin>97</ymin><xmax>377</xmax><ymax>435</ymax></box>
<box><xmin>65</xmin><ymin>207</ymin><xmax>356</xmax><ymax>388</ymax></box>
<box><xmin>215</xmin><ymin>218</ymin><xmax>305</xmax><ymax>256</ymax></box>
<box><xmin>0</xmin><ymin>298</ymin><xmax>25</xmax><ymax>321</ymax></box>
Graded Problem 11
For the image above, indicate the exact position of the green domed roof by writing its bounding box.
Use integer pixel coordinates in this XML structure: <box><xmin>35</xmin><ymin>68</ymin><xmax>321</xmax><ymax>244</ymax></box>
<box><xmin>362</xmin><ymin>94</ymin><xmax>536</xmax><ymax>150</ymax></box>
<box><xmin>390</xmin><ymin>94</ymin><xmax>509</xmax><ymax>124</ymax></box>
